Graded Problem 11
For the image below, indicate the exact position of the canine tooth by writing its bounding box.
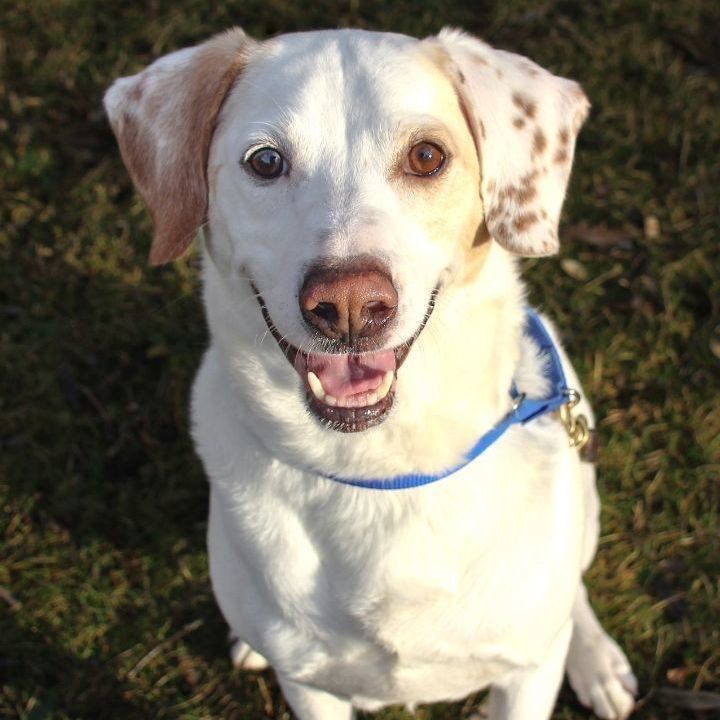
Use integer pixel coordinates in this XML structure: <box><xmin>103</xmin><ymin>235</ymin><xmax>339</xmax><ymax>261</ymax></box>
<box><xmin>365</xmin><ymin>392</ymin><xmax>378</xmax><ymax>406</ymax></box>
<box><xmin>376</xmin><ymin>370</ymin><xmax>394</xmax><ymax>401</ymax></box>
<box><xmin>325</xmin><ymin>394</ymin><xmax>338</xmax><ymax>406</ymax></box>
<box><xmin>307</xmin><ymin>372</ymin><xmax>325</xmax><ymax>401</ymax></box>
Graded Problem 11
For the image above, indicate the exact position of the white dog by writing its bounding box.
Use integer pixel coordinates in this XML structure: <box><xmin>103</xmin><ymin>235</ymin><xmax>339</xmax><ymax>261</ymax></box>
<box><xmin>105</xmin><ymin>27</ymin><xmax>637</xmax><ymax>719</ymax></box>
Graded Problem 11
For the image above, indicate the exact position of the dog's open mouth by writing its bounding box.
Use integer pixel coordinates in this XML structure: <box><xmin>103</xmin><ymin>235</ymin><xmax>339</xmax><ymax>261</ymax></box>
<box><xmin>253</xmin><ymin>285</ymin><xmax>438</xmax><ymax>432</ymax></box>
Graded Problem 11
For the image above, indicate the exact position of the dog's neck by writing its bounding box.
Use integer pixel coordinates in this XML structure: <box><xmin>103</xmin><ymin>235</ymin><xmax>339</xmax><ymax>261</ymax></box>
<box><xmin>201</xmin><ymin>243</ymin><xmax>532</xmax><ymax>481</ymax></box>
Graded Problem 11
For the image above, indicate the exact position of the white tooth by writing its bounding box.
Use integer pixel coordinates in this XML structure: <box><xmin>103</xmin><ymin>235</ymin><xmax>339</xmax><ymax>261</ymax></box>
<box><xmin>325</xmin><ymin>394</ymin><xmax>338</xmax><ymax>406</ymax></box>
<box><xmin>376</xmin><ymin>370</ymin><xmax>395</xmax><ymax>401</ymax></box>
<box><xmin>365</xmin><ymin>392</ymin><xmax>378</xmax><ymax>406</ymax></box>
<box><xmin>307</xmin><ymin>372</ymin><xmax>325</xmax><ymax>401</ymax></box>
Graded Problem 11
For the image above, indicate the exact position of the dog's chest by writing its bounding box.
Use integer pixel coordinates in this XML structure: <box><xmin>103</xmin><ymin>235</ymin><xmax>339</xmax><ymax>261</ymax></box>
<box><xmin>213</xmin><ymin>436</ymin><xmax>584</xmax><ymax>704</ymax></box>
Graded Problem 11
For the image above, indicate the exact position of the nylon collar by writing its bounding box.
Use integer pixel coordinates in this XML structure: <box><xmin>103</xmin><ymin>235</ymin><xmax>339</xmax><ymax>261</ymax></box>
<box><xmin>321</xmin><ymin>308</ymin><xmax>571</xmax><ymax>490</ymax></box>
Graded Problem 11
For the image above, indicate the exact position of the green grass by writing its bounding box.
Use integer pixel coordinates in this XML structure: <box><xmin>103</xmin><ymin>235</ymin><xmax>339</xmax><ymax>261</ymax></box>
<box><xmin>1</xmin><ymin>0</ymin><xmax>718</xmax><ymax>718</ymax></box>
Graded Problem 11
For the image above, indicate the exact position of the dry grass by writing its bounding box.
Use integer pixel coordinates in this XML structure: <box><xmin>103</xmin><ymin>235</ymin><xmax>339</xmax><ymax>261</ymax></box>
<box><xmin>1</xmin><ymin>1</ymin><xmax>718</xmax><ymax>718</ymax></box>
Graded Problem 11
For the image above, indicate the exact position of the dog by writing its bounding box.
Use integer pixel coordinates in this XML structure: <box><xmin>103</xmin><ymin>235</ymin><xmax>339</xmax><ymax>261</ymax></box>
<box><xmin>105</xmin><ymin>26</ymin><xmax>637</xmax><ymax>719</ymax></box>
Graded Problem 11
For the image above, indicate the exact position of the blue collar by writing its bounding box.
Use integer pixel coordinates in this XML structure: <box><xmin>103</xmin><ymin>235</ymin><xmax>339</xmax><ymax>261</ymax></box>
<box><xmin>322</xmin><ymin>308</ymin><xmax>572</xmax><ymax>490</ymax></box>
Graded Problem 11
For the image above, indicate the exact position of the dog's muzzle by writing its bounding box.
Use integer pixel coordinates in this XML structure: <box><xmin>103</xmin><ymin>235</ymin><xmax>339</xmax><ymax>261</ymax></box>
<box><xmin>252</xmin><ymin>272</ymin><xmax>437</xmax><ymax>433</ymax></box>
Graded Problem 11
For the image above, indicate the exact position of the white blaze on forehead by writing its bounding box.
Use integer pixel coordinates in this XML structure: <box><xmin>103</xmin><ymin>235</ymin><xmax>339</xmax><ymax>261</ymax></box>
<box><xmin>218</xmin><ymin>30</ymin><xmax>464</xmax><ymax>177</ymax></box>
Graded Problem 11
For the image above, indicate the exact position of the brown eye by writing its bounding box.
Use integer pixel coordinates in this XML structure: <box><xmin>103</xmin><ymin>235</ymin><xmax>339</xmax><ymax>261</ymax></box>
<box><xmin>247</xmin><ymin>147</ymin><xmax>285</xmax><ymax>179</ymax></box>
<box><xmin>406</xmin><ymin>141</ymin><xmax>445</xmax><ymax>176</ymax></box>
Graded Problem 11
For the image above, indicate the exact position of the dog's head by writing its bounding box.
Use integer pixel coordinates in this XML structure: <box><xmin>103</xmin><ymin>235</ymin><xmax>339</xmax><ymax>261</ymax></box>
<box><xmin>105</xmin><ymin>28</ymin><xmax>587</xmax><ymax>472</ymax></box>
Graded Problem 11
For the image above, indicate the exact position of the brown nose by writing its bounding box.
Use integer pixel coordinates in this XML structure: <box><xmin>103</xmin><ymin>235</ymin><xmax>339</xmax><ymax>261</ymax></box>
<box><xmin>300</xmin><ymin>259</ymin><xmax>398</xmax><ymax>346</ymax></box>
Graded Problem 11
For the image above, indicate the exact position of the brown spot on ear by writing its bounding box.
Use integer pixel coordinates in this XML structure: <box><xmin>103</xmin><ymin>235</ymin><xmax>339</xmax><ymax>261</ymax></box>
<box><xmin>494</xmin><ymin>221</ymin><xmax>511</xmax><ymax>244</ymax></box>
<box><xmin>497</xmin><ymin>186</ymin><xmax>511</xmax><ymax>202</ymax></box>
<box><xmin>540</xmin><ymin>209</ymin><xmax>548</xmax><ymax>219</ymax></box>
<box><xmin>130</xmin><ymin>75</ymin><xmax>146</xmax><ymax>102</ymax></box>
<box><xmin>512</xmin><ymin>92</ymin><xmax>536</xmax><ymax>119</ymax></box>
<box><xmin>513</xmin><ymin>212</ymin><xmax>538</xmax><ymax>232</ymax></box>
<box><xmin>513</xmin><ymin>116</ymin><xmax>525</xmax><ymax>130</ymax></box>
<box><xmin>516</xmin><ymin>184</ymin><xmax>537</xmax><ymax>204</ymax></box>
<box><xmin>559</xmin><ymin>127</ymin><xmax>569</xmax><ymax>145</ymax></box>
<box><xmin>554</xmin><ymin>149</ymin><xmax>569</xmax><ymax>165</ymax></box>
<box><xmin>518</xmin><ymin>61</ymin><xmax>540</xmax><ymax>77</ymax></box>
<box><xmin>495</xmin><ymin>171</ymin><xmax>538</xmax><ymax>205</ymax></box>
<box><xmin>532</xmin><ymin>128</ymin><xmax>547</xmax><ymax>157</ymax></box>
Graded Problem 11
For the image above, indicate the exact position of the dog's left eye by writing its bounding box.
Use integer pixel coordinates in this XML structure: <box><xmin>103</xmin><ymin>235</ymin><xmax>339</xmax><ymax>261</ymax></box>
<box><xmin>246</xmin><ymin>147</ymin><xmax>286</xmax><ymax>179</ymax></box>
<box><xmin>406</xmin><ymin>142</ymin><xmax>446</xmax><ymax>176</ymax></box>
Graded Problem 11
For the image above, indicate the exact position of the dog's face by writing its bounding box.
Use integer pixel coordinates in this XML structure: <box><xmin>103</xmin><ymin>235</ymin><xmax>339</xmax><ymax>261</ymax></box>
<box><xmin>208</xmin><ymin>32</ymin><xmax>485</xmax><ymax>433</ymax></box>
<box><xmin>105</xmin><ymin>28</ymin><xmax>588</xmax><ymax>472</ymax></box>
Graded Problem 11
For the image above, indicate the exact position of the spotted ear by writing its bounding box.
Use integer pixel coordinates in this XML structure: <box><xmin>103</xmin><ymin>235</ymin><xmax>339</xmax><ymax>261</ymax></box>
<box><xmin>434</xmin><ymin>28</ymin><xmax>589</xmax><ymax>257</ymax></box>
<box><xmin>104</xmin><ymin>28</ymin><xmax>256</xmax><ymax>264</ymax></box>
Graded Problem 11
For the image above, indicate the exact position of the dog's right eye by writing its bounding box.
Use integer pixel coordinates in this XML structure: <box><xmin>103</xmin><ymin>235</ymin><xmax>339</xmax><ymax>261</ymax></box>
<box><xmin>246</xmin><ymin>147</ymin><xmax>286</xmax><ymax>179</ymax></box>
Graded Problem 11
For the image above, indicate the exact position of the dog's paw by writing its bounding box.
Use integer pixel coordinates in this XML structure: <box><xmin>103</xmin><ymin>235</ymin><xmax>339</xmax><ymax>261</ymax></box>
<box><xmin>566</xmin><ymin>632</ymin><xmax>637</xmax><ymax>719</ymax></box>
<box><xmin>229</xmin><ymin>637</ymin><xmax>269</xmax><ymax>671</ymax></box>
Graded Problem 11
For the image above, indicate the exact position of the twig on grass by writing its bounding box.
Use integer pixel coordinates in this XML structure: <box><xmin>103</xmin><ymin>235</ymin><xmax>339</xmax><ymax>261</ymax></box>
<box><xmin>0</xmin><ymin>585</ymin><xmax>22</xmax><ymax>610</ymax></box>
<box><xmin>126</xmin><ymin>618</ymin><xmax>204</xmax><ymax>680</ymax></box>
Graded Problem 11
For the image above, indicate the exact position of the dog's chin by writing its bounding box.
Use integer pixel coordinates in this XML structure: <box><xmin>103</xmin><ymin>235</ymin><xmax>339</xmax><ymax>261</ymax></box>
<box><xmin>253</xmin><ymin>286</ymin><xmax>437</xmax><ymax>433</ymax></box>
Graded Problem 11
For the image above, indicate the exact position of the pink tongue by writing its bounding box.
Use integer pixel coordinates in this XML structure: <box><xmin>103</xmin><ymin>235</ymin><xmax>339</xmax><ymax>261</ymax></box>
<box><xmin>295</xmin><ymin>350</ymin><xmax>397</xmax><ymax>400</ymax></box>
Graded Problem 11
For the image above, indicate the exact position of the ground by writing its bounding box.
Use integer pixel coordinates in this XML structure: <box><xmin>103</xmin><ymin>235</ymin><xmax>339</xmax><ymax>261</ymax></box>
<box><xmin>1</xmin><ymin>0</ymin><xmax>718</xmax><ymax>718</ymax></box>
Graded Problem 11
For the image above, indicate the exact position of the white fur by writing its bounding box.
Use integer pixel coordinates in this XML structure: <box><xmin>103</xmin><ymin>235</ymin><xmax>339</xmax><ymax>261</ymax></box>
<box><xmin>105</xmin><ymin>28</ymin><xmax>635</xmax><ymax>719</ymax></box>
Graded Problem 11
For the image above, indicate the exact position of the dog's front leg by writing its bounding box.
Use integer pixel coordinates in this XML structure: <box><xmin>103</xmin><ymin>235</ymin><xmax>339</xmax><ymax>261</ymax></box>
<box><xmin>278</xmin><ymin>676</ymin><xmax>354</xmax><ymax>720</ymax></box>
<box><xmin>486</xmin><ymin>621</ymin><xmax>573</xmax><ymax>720</ymax></box>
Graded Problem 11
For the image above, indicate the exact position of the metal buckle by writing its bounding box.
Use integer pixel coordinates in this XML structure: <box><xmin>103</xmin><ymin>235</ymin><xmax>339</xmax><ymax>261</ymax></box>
<box><xmin>559</xmin><ymin>389</ymin><xmax>590</xmax><ymax>450</ymax></box>
<box><xmin>511</xmin><ymin>392</ymin><xmax>527</xmax><ymax>414</ymax></box>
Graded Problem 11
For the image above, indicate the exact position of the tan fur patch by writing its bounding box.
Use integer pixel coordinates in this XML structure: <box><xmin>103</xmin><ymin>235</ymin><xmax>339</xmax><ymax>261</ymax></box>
<box><xmin>118</xmin><ymin>111</ymin><xmax>152</xmax><ymax>187</ymax></box>
<box><xmin>111</xmin><ymin>29</ymin><xmax>256</xmax><ymax>265</ymax></box>
<box><xmin>472</xmin><ymin>221</ymin><xmax>491</xmax><ymax>247</ymax></box>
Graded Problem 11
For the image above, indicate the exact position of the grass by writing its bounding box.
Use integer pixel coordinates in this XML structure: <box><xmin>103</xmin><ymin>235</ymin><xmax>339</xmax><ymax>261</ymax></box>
<box><xmin>1</xmin><ymin>0</ymin><xmax>718</xmax><ymax>718</ymax></box>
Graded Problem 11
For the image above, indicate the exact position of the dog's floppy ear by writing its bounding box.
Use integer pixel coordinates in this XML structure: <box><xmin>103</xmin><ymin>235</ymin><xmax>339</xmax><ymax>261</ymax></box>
<box><xmin>104</xmin><ymin>29</ymin><xmax>256</xmax><ymax>264</ymax></box>
<box><xmin>434</xmin><ymin>29</ymin><xmax>589</xmax><ymax>257</ymax></box>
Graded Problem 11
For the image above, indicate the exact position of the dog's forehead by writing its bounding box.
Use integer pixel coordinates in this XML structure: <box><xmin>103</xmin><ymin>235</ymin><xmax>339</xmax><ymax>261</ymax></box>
<box><xmin>224</xmin><ymin>30</ymin><xmax>459</xmax><ymax>142</ymax></box>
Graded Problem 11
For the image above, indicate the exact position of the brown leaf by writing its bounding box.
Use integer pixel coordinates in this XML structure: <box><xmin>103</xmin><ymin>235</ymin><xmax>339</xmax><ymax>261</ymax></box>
<box><xmin>666</xmin><ymin>667</ymin><xmax>689</xmax><ymax>686</ymax></box>
<box><xmin>561</xmin><ymin>258</ymin><xmax>589</xmax><ymax>281</ymax></box>
<box><xmin>564</xmin><ymin>222</ymin><xmax>637</xmax><ymax>248</ymax></box>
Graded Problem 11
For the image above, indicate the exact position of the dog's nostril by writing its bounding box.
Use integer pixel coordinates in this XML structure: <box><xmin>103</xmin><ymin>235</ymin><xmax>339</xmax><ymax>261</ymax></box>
<box><xmin>364</xmin><ymin>301</ymin><xmax>395</xmax><ymax>325</ymax></box>
<box><xmin>312</xmin><ymin>302</ymin><xmax>339</xmax><ymax>324</ymax></box>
